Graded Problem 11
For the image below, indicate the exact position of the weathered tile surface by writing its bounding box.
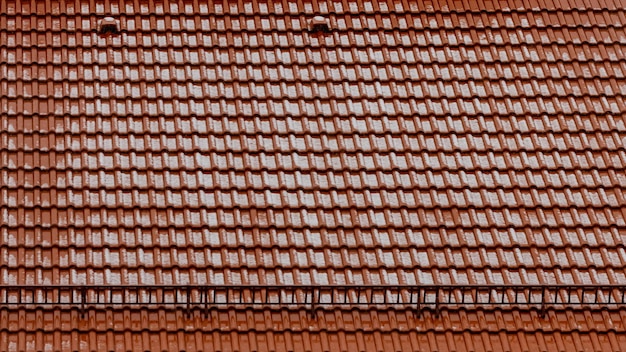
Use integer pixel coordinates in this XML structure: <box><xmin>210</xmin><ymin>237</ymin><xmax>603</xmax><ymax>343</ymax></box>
<box><xmin>1</xmin><ymin>0</ymin><xmax>626</xmax><ymax>350</ymax></box>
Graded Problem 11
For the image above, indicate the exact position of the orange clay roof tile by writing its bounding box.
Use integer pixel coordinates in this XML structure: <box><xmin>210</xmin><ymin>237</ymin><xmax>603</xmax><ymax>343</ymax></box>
<box><xmin>2</xmin><ymin>0</ymin><xmax>626</xmax><ymax>350</ymax></box>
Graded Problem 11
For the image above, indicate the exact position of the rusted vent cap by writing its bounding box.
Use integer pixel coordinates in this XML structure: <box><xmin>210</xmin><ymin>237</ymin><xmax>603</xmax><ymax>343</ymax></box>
<box><xmin>309</xmin><ymin>16</ymin><xmax>330</xmax><ymax>34</ymax></box>
<box><xmin>98</xmin><ymin>17</ymin><xmax>120</xmax><ymax>34</ymax></box>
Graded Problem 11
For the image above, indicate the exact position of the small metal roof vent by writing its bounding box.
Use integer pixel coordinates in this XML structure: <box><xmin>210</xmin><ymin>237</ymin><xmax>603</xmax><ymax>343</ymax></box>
<box><xmin>98</xmin><ymin>17</ymin><xmax>120</xmax><ymax>34</ymax></box>
<box><xmin>309</xmin><ymin>16</ymin><xmax>330</xmax><ymax>34</ymax></box>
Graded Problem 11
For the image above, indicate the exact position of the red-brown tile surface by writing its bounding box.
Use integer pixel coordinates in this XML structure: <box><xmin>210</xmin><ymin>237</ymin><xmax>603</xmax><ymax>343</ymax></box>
<box><xmin>2</xmin><ymin>309</ymin><xmax>626</xmax><ymax>352</ymax></box>
<box><xmin>2</xmin><ymin>0</ymin><xmax>626</xmax><ymax>350</ymax></box>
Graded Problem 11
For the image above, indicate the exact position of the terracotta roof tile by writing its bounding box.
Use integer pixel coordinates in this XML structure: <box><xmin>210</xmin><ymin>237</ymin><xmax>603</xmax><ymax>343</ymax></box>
<box><xmin>2</xmin><ymin>0</ymin><xmax>626</xmax><ymax>350</ymax></box>
<box><xmin>2</xmin><ymin>309</ymin><xmax>626</xmax><ymax>351</ymax></box>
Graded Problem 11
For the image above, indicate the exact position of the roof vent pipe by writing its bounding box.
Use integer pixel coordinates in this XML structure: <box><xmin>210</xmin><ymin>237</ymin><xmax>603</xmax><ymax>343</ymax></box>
<box><xmin>98</xmin><ymin>17</ymin><xmax>120</xmax><ymax>34</ymax></box>
<box><xmin>309</xmin><ymin>16</ymin><xmax>330</xmax><ymax>34</ymax></box>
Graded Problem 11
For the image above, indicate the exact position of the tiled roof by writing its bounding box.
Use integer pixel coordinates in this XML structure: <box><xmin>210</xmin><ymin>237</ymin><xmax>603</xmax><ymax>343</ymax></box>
<box><xmin>2</xmin><ymin>0</ymin><xmax>626</xmax><ymax>350</ymax></box>
<box><xmin>3</xmin><ymin>309</ymin><xmax>626</xmax><ymax>351</ymax></box>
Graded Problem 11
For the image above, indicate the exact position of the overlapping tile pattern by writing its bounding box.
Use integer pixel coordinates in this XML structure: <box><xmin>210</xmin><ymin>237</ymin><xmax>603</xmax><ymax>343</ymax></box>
<box><xmin>2</xmin><ymin>309</ymin><xmax>626</xmax><ymax>352</ymax></box>
<box><xmin>2</xmin><ymin>0</ymin><xmax>626</xmax><ymax>350</ymax></box>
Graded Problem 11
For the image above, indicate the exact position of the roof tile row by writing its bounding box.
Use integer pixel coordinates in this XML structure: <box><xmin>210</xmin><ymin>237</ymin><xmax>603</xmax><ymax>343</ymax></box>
<box><xmin>2</xmin><ymin>0</ymin><xmax>626</xmax><ymax>15</ymax></box>
<box><xmin>2</xmin><ymin>309</ymin><xmax>626</xmax><ymax>352</ymax></box>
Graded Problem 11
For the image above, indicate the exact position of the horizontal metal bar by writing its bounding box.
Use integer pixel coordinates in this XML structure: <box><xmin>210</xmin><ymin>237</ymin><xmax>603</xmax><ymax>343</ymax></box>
<box><xmin>0</xmin><ymin>285</ymin><xmax>623</xmax><ymax>310</ymax></box>
<box><xmin>1</xmin><ymin>284</ymin><xmax>626</xmax><ymax>290</ymax></box>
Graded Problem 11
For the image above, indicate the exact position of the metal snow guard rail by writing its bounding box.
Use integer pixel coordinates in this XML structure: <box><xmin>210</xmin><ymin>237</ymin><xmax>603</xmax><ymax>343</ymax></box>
<box><xmin>1</xmin><ymin>284</ymin><xmax>625</xmax><ymax>316</ymax></box>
